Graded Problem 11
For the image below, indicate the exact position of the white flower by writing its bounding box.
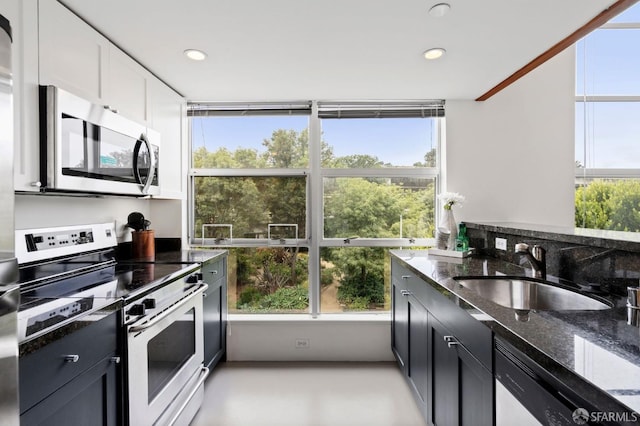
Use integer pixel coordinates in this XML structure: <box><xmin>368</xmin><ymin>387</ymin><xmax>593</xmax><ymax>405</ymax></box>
<box><xmin>438</xmin><ymin>192</ymin><xmax>465</xmax><ymax>210</ymax></box>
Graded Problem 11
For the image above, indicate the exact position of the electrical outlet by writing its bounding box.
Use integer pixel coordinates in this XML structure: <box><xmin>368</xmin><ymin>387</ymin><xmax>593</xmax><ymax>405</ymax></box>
<box><xmin>495</xmin><ymin>237</ymin><xmax>507</xmax><ymax>251</ymax></box>
<box><xmin>294</xmin><ymin>338</ymin><xmax>310</xmax><ymax>349</ymax></box>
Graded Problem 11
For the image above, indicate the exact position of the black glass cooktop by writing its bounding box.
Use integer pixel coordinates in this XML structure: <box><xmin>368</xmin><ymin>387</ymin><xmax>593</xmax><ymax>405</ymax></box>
<box><xmin>17</xmin><ymin>248</ymin><xmax>199</xmax><ymax>343</ymax></box>
<box><xmin>114</xmin><ymin>262</ymin><xmax>200</xmax><ymax>300</ymax></box>
<box><xmin>18</xmin><ymin>250</ymin><xmax>116</xmax><ymax>289</ymax></box>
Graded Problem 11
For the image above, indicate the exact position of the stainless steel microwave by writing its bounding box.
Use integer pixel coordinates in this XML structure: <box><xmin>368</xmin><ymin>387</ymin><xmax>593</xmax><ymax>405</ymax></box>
<box><xmin>39</xmin><ymin>85</ymin><xmax>160</xmax><ymax>196</ymax></box>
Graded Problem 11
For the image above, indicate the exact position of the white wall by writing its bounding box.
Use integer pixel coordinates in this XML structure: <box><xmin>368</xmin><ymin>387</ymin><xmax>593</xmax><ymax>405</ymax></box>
<box><xmin>150</xmin><ymin>199</ymin><xmax>185</xmax><ymax>241</ymax></box>
<box><xmin>445</xmin><ymin>49</ymin><xmax>576</xmax><ymax>227</ymax></box>
<box><xmin>15</xmin><ymin>195</ymin><xmax>184</xmax><ymax>242</ymax></box>
<box><xmin>15</xmin><ymin>194</ymin><xmax>150</xmax><ymax>242</ymax></box>
<box><xmin>227</xmin><ymin>315</ymin><xmax>394</xmax><ymax>362</ymax></box>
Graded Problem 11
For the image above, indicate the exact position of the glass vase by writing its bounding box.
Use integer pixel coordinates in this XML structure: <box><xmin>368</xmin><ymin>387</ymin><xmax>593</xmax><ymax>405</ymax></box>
<box><xmin>440</xmin><ymin>208</ymin><xmax>458</xmax><ymax>250</ymax></box>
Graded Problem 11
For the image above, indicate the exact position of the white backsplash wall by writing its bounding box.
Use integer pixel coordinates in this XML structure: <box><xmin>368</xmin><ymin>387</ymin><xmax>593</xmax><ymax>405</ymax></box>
<box><xmin>15</xmin><ymin>194</ymin><xmax>151</xmax><ymax>243</ymax></box>
<box><xmin>149</xmin><ymin>199</ymin><xmax>186</xmax><ymax>246</ymax></box>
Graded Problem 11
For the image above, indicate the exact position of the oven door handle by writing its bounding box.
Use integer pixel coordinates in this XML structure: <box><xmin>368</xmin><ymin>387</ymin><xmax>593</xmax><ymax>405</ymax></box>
<box><xmin>167</xmin><ymin>366</ymin><xmax>210</xmax><ymax>426</ymax></box>
<box><xmin>128</xmin><ymin>283</ymin><xmax>208</xmax><ymax>333</ymax></box>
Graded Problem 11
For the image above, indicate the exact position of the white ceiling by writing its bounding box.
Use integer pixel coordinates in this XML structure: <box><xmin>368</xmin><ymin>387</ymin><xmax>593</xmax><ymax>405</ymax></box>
<box><xmin>61</xmin><ymin>0</ymin><xmax>617</xmax><ymax>102</ymax></box>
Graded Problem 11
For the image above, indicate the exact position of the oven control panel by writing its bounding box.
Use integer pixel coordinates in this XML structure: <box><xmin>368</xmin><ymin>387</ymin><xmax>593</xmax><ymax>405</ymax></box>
<box><xmin>24</xmin><ymin>228</ymin><xmax>95</xmax><ymax>252</ymax></box>
<box><xmin>15</xmin><ymin>222</ymin><xmax>118</xmax><ymax>264</ymax></box>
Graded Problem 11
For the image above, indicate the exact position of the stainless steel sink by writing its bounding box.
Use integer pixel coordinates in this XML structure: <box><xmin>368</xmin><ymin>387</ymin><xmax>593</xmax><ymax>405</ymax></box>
<box><xmin>453</xmin><ymin>277</ymin><xmax>612</xmax><ymax>312</ymax></box>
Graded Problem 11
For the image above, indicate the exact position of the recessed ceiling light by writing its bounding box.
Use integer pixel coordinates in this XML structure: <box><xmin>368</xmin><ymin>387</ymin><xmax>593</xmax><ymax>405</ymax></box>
<box><xmin>184</xmin><ymin>49</ymin><xmax>207</xmax><ymax>61</ymax></box>
<box><xmin>429</xmin><ymin>3</ymin><xmax>451</xmax><ymax>17</ymax></box>
<box><xmin>423</xmin><ymin>48</ymin><xmax>446</xmax><ymax>60</ymax></box>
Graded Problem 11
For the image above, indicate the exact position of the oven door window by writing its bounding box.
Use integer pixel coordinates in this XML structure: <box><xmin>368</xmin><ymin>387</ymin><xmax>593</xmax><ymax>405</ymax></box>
<box><xmin>147</xmin><ymin>307</ymin><xmax>196</xmax><ymax>403</ymax></box>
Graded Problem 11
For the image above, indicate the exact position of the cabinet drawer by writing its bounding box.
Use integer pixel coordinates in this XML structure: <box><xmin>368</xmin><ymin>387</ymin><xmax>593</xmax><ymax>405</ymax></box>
<box><xmin>392</xmin><ymin>260</ymin><xmax>432</xmax><ymax>313</ymax></box>
<box><xmin>203</xmin><ymin>257</ymin><xmax>226</xmax><ymax>284</ymax></box>
<box><xmin>391</xmin><ymin>260</ymin><xmax>419</xmax><ymax>290</ymax></box>
<box><xmin>20</xmin><ymin>311</ymin><xmax>118</xmax><ymax>412</ymax></box>
<box><xmin>423</xmin><ymin>284</ymin><xmax>492</xmax><ymax>370</ymax></box>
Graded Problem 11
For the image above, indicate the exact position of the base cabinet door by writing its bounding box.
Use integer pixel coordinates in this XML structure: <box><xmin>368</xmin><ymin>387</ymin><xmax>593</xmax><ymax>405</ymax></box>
<box><xmin>392</xmin><ymin>281</ymin><xmax>409</xmax><ymax>369</ymax></box>
<box><xmin>428</xmin><ymin>313</ymin><xmax>493</xmax><ymax>426</ymax></box>
<box><xmin>201</xmin><ymin>255</ymin><xmax>227</xmax><ymax>369</ymax></box>
<box><xmin>429</xmin><ymin>313</ymin><xmax>459</xmax><ymax>426</ymax></box>
<box><xmin>20</xmin><ymin>355</ymin><xmax>120</xmax><ymax>426</ymax></box>
<box><xmin>407</xmin><ymin>296</ymin><xmax>429</xmax><ymax>420</ymax></box>
<box><xmin>203</xmin><ymin>280</ymin><xmax>223</xmax><ymax>368</ymax></box>
<box><xmin>458</xmin><ymin>346</ymin><xmax>493</xmax><ymax>426</ymax></box>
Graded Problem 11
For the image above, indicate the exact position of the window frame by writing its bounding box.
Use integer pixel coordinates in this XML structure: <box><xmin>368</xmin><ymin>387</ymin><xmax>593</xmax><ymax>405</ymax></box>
<box><xmin>575</xmin><ymin>19</ymin><xmax>640</xmax><ymax>216</ymax></box>
<box><xmin>188</xmin><ymin>101</ymin><xmax>442</xmax><ymax>316</ymax></box>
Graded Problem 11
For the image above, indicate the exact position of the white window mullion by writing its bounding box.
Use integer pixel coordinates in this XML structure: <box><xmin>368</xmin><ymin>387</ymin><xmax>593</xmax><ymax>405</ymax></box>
<box><xmin>309</xmin><ymin>102</ymin><xmax>322</xmax><ymax>317</ymax></box>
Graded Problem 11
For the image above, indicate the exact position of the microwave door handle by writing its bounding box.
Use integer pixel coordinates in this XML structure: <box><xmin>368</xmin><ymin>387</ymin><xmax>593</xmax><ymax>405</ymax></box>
<box><xmin>133</xmin><ymin>134</ymin><xmax>156</xmax><ymax>195</ymax></box>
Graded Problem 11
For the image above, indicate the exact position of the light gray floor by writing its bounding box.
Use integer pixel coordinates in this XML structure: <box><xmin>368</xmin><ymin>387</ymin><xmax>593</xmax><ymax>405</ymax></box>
<box><xmin>190</xmin><ymin>362</ymin><xmax>426</xmax><ymax>426</ymax></box>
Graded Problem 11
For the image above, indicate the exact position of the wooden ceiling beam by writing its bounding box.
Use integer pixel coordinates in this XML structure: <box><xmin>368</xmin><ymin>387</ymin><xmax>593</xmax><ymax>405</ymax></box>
<box><xmin>475</xmin><ymin>0</ymin><xmax>640</xmax><ymax>101</ymax></box>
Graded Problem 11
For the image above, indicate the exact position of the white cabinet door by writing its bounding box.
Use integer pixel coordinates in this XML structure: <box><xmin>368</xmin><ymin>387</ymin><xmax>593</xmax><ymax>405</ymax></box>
<box><xmin>13</xmin><ymin>0</ymin><xmax>42</xmax><ymax>191</ymax></box>
<box><xmin>148</xmin><ymin>78</ymin><xmax>185</xmax><ymax>199</ymax></box>
<box><xmin>106</xmin><ymin>46</ymin><xmax>149</xmax><ymax>124</ymax></box>
<box><xmin>39</xmin><ymin>0</ymin><xmax>149</xmax><ymax>125</ymax></box>
<box><xmin>38</xmin><ymin>0</ymin><xmax>107</xmax><ymax>103</ymax></box>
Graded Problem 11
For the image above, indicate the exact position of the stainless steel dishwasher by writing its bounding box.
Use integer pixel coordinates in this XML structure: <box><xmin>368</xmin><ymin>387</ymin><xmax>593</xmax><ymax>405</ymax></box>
<box><xmin>495</xmin><ymin>338</ymin><xmax>595</xmax><ymax>426</ymax></box>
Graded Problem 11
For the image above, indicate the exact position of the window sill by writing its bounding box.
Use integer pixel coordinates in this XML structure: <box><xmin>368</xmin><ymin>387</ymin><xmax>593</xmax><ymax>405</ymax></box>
<box><xmin>228</xmin><ymin>313</ymin><xmax>391</xmax><ymax>323</ymax></box>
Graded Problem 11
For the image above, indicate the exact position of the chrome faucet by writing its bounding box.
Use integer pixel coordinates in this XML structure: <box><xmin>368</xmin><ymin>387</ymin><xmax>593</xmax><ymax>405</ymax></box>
<box><xmin>515</xmin><ymin>243</ymin><xmax>546</xmax><ymax>279</ymax></box>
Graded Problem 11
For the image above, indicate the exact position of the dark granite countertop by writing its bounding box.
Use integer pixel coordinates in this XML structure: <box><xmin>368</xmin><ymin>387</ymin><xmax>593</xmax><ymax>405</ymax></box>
<box><xmin>151</xmin><ymin>249</ymin><xmax>227</xmax><ymax>265</ymax></box>
<box><xmin>123</xmin><ymin>249</ymin><xmax>227</xmax><ymax>265</ymax></box>
<box><xmin>391</xmin><ymin>249</ymin><xmax>640</xmax><ymax>417</ymax></box>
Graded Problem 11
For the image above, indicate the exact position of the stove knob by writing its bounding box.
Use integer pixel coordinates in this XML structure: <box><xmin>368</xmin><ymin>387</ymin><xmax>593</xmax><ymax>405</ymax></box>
<box><xmin>128</xmin><ymin>303</ymin><xmax>146</xmax><ymax>316</ymax></box>
<box><xmin>142</xmin><ymin>298</ymin><xmax>156</xmax><ymax>309</ymax></box>
<box><xmin>186</xmin><ymin>273</ymin><xmax>202</xmax><ymax>284</ymax></box>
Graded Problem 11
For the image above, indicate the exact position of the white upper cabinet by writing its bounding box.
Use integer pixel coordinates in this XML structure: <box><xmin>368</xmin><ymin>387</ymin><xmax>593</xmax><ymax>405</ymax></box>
<box><xmin>21</xmin><ymin>0</ymin><xmax>185</xmax><ymax>198</ymax></box>
<box><xmin>38</xmin><ymin>0</ymin><xmax>149</xmax><ymax>125</ymax></box>
<box><xmin>106</xmin><ymin>46</ymin><xmax>149</xmax><ymax>124</ymax></box>
<box><xmin>148</xmin><ymin>78</ymin><xmax>185</xmax><ymax>199</ymax></box>
<box><xmin>38</xmin><ymin>0</ymin><xmax>107</xmax><ymax>104</ymax></box>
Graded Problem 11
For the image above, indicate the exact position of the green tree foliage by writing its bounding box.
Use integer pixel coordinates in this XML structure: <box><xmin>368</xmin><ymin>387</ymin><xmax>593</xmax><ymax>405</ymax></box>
<box><xmin>575</xmin><ymin>180</ymin><xmax>640</xmax><ymax>231</ymax></box>
<box><xmin>195</xmin><ymin>177</ymin><xmax>270</xmax><ymax>239</ymax></box>
<box><xmin>413</xmin><ymin>148</ymin><xmax>436</xmax><ymax>167</ymax></box>
<box><xmin>235</xmin><ymin>248</ymin><xmax>309</xmax><ymax>312</ymax></box>
<box><xmin>333</xmin><ymin>247</ymin><xmax>386</xmax><ymax>310</ymax></box>
<box><xmin>253</xmin><ymin>247</ymin><xmax>307</xmax><ymax>293</ymax></box>
<box><xmin>262</xmin><ymin>129</ymin><xmax>308</xmax><ymax>167</ymax></box>
<box><xmin>324</xmin><ymin>178</ymin><xmax>434</xmax><ymax>239</ymax></box>
<box><xmin>330</xmin><ymin>154</ymin><xmax>384</xmax><ymax>168</ymax></box>
<box><xmin>195</xmin><ymin>124</ymin><xmax>436</xmax><ymax>311</ymax></box>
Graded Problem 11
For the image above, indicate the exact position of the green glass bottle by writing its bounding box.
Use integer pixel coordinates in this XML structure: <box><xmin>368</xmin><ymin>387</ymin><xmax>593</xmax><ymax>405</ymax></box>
<box><xmin>455</xmin><ymin>223</ymin><xmax>469</xmax><ymax>252</ymax></box>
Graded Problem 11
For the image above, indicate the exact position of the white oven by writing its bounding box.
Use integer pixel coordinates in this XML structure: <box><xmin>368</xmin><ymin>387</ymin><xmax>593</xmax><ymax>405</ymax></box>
<box><xmin>126</xmin><ymin>282</ymin><xmax>208</xmax><ymax>426</ymax></box>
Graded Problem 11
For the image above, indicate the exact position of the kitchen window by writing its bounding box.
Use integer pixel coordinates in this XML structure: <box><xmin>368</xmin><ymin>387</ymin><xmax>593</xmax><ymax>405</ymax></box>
<box><xmin>189</xmin><ymin>101</ymin><xmax>443</xmax><ymax>315</ymax></box>
<box><xmin>575</xmin><ymin>3</ymin><xmax>640</xmax><ymax>232</ymax></box>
